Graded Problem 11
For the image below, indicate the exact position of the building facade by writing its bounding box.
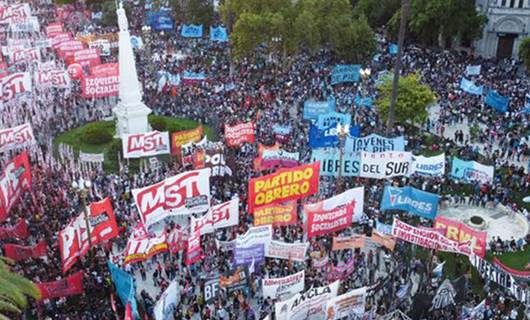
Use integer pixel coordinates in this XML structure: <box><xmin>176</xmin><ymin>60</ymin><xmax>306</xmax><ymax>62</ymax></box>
<box><xmin>474</xmin><ymin>0</ymin><xmax>530</xmax><ymax>59</ymax></box>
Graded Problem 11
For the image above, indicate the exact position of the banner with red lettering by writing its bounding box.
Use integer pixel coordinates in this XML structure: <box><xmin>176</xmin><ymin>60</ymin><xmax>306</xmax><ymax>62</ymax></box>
<box><xmin>122</xmin><ymin>131</ymin><xmax>170</xmax><ymax>158</ymax></box>
<box><xmin>0</xmin><ymin>4</ymin><xmax>31</xmax><ymax>24</ymax></box>
<box><xmin>253</xmin><ymin>201</ymin><xmax>297</xmax><ymax>227</ymax></box>
<box><xmin>81</xmin><ymin>68</ymin><xmax>119</xmax><ymax>98</ymax></box>
<box><xmin>0</xmin><ymin>62</ymin><xmax>8</xmax><ymax>79</ymax></box>
<box><xmin>51</xmin><ymin>32</ymin><xmax>72</xmax><ymax>49</ymax></box>
<box><xmin>332</xmin><ymin>234</ymin><xmax>366</xmax><ymax>250</ymax></box>
<box><xmin>0</xmin><ymin>124</ymin><xmax>35</xmax><ymax>153</ymax></box>
<box><xmin>34</xmin><ymin>69</ymin><xmax>70</xmax><ymax>88</ymax></box>
<box><xmin>1</xmin><ymin>72</ymin><xmax>32</xmax><ymax>102</ymax></box>
<box><xmin>90</xmin><ymin>62</ymin><xmax>117</xmax><ymax>76</ymax></box>
<box><xmin>37</xmin><ymin>271</ymin><xmax>84</xmax><ymax>301</ymax></box>
<box><xmin>434</xmin><ymin>216</ymin><xmax>487</xmax><ymax>257</ymax></box>
<box><xmin>3</xmin><ymin>240</ymin><xmax>47</xmax><ymax>261</ymax></box>
<box><xmin>58</xmin><ymin>198</ymin><xmax>119</xmax><ymax>272</ymax></box>
<box><xmin>303</xmin><ymin>187</ymin><xmax>365</xmax><ymax>223</ymax></box>
<box><xmin>170</xmin><ymin>126</ymin><xmax>203</xmax><ymax>154</ymax></box>
<box><xmin>248</xmin><ymin>162</ymin><xmax>320</xmax><ymax>213</ymax></box>
<box><xmin>0</xmin><ymin>219</ymin><xmax>28</xmax><ymax>240</ymax></box>
<box><xmin>9</xmin><ymin>48</ymin><xmax>40</xmax><ymax>64</ymax></box>
<box><xmin>56</xmin><ymin>40</ymin><xmax>84</xmax><ymax>58</ymax></box>
<box><xmin>185</xmin><ymin>229</ymin><xmax>203</xmax><ymax>265</ymax></box>
<box><xmin>190</xmin><ymin>198</ymin><xmax>239</xmax><ymax>235</ymax></box>
<box><xmin>306</xmin><ymin>203</ymin><xmax>354</xmax><ymax>238</ymax></box>
<box><xmin>72</xmin><ymin>48</ymin><xmax>100</xmax><ymax>67</ymax></box>
<box><xmin>167</xmin><ymin>227</ymin><xmax>187</xmax><ymax>254</ymax></box>
<box><xmin>0</xmin><ymin>152</ymin><xmax>32</xmax><ymax>222</ymax></box>
<box><xmin>46</xmin><ymin>22</ymin><xmax>63</xmax><ymax>37</ymax></box>
<box><xmin>224</xmin><ymin>122</ymin><xmax>255</xmax><ymax>147</ymax></box>
<box><xmin>132</xmin><ymin>169</ymin><xmax>211</xmax><ymax>226</ymax></box>
<box><xmin>124</xmin><ymin>225</ymin><xmax>168</xmax><ymax>264</ymax></box>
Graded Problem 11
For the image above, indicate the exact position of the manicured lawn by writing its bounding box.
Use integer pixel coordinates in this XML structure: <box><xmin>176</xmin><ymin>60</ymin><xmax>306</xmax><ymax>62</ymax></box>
<box><xmin>486</xmin><ymin>247</ymin><xmax>530</xmax><ymax>271</ymax></box>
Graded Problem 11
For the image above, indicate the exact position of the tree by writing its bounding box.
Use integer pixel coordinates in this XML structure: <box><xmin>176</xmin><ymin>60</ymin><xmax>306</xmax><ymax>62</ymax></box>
<box><xmin>519</xmin><ymin>38</ymin><xmax>530</xmax><ymax>71</ymax></box>
<box><xmin>184</xmin><ymin>0</ymin><xmax>214</xmax><ymax>27</ymax></box>
<box><xmin>353</xmin><ymin>0</ymin><xmax>401</xmax><ymax>28</ymax></box>
<box><xmin>0</xmin><ymin>258</ymin><xmax>41</xmax><ymax>320</ymax></box>
<box><xmin>377</xmin><ymin>73</ymin><xmax>436</xmax><ymax>126</ymax></box>
<box><xmin>332</xmin><ymin>15</ymin><xmax>376</xmax><ymax>63</ymax></box>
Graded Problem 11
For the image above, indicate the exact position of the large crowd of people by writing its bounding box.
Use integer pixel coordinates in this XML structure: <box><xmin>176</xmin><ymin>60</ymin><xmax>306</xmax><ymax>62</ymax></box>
<box><xmin>0</xmin><ymin>1</ymin><xmax>529</xmax><ymax>320</ymax></box>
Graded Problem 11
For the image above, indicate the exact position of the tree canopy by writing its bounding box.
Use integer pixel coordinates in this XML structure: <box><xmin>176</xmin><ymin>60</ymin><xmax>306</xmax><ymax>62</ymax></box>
<box><xmin>0</xmin><ymin>258</ymin><xmax>41</xmax><ymax>320</ymax></box>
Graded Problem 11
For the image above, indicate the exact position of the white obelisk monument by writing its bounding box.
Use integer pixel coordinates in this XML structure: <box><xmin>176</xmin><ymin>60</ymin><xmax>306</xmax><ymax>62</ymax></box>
<box><xmin>113</xmin><ymin>1</ymin><xmax>151</xmax><ymax>136</ymax></box>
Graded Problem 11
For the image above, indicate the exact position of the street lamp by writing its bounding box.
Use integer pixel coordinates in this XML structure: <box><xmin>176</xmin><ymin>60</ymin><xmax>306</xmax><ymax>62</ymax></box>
<box><xmin>336</xmin><ymin>123</ymin><xmax>350</xmax><ymax>193</ymax></box>
<box><xmin>355</xmin><ymin>68</ymin><xmax>372</xmax><ymax>122</ymax></box>
<box><xmin>72</xmin><ymin>178</ymin><xmax>93</xmax><ymax>258</ymax></box>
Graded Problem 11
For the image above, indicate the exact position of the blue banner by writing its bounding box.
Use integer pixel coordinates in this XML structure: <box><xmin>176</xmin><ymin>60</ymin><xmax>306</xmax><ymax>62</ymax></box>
<box><xmin>234</xmin><ymin>244</ymin><xmax>264</xmax><ymax>266</ymax></box>
<box><xmin>145</xmin><ymin>11</ymin><xmax>174</xmax><ymax>31</ymax></box>
<box><xmin>310</xmin><ymin>148</ymin><xmax>360</xmax><ymax>176</ymax></box>
<box><xmin>108</xmin><ymin>261</ymin><xmax>139</xmax><ymax>319</ymax></box>
<box><xmin>210</xmin><ymin>26</ymin><xmax>228</xmax><ymax>42</ymax></box>
<box><xmin>380</xmin><ymin>186</ymin><xmax>440</xmax><ymax>219</ymax></box>
<box><xmin>451</xmin><ymin>157</ymin><xmax>494</xmax><ymax>184</ymax></box>
<box><xmin>303</xmin><ymin>98</ymin><xmax>335</xmax><ymax>121</ymax></box>
<box><xmin>485</xmin><ymin>90</ymin><xmax>509</xmax><ymax>113</ymax></box>
<box><xmin>309</xmin><ymin>124</ymin><xmax>360</xmax><ymax>148</ymax></box>
<box><xmin>182</xmin><ymin>71</ymin><xmax>206</xmax><ymax>81</ymax></box>
<box><xmin>316</xmin><ymin>112</ymin><xmax>351</xmax><ymax>129</ymax></box>
<box><xmin>389</xmin><ymin>44</ymin><xmax>398</xmax><ymax>55</ymax></box>
<box><xmin>460</xmin><ymin>78</ymin><xmax>483</xmax><ymax>96</ymax></box>
<box><xmin>344</xmin><ymin>133</ymin><xmax>405</xmax><ymax>153</ymax></box>
<box><xmin>331</xmin><ymin>64</ymin><xmax>361</xmax><ymax>85</ymax></box>
<box><xmin>354</xmin><ymin>94</ymin><xmax>374</xmax><ymax>107</ymax></box>
<box><xmin>181</xmin><ymin>24</ymin><xmax>203</xmax><ymax>38</ymax></box>
<box><xmin>272</xmin><ymin>124</ymin><xmax>292</xmax><ymax>136</ymax></box>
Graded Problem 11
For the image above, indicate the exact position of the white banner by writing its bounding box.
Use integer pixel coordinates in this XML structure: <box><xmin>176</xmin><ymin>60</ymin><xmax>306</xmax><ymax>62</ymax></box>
<box><xmin>265</xmin><ymin>240</ymin><xmax>309</xmax><ymax>262</ymax></box>
<box><xmin>122</xmin><ymin>131</ymin><xmax>170</xmax><ymax>158</ymax></box>
<box><xmin>132</xmin><ymin>169</ymin><xmax>211</xmax><ymax>226</ymax></box>
<box><xmin>303</xmin><ymin>186</ymin><xmax>364</xmax><ymax>222</ymax></box>
<box><xmin>10</xmin><ymin>48</ymin><xmax>40</xmax><ymax>64</ymax></box>
<box><xmin>1</xmin><ymin>73</ymin><xmax>32</xmax><ymax>101</ymax></box>
<box><xmin>34</xmin><ymin>69</ymin><xmax>70</xmax><ymax>88</ymax></box>
<box><xmin>154</xmin><ymin>279</ymin><xmax>180</xmax><ymax>320</ymax></box>
<box><xmin>235</xmin><ymin>225</ymin><xmax>272</xmax><ymax>250</ymax></box>
<box><xmin>359</xmin><ymin>151</ymin><xmax>412</xmax><ymax>179</ymax></box>
<box><xmin>79</xmin><ymin>152</ymin><xmax>104</xmax><ymax>163</ymax></box>
<box><xmin>0</xmin><ymin>124</ymin><xmax>35</xmax><ymax>153</ymax></box>
<box><xmin>262</xmin><ymin>270</ymin><xmax>305</xmax><ymax>299</ymax></box>
<box><xmin>10</xmin><ymin>16</ymin><xmax>40</xmax><ymax>32</ymax></box>
<box><xmin>275</xmin><ymin>281</ymin><xmax>340</xmax><ymax>320</ymax></box>
<box><xmin>190</xmin><ymin>198</ymin><xmax>239</xmax><ymax>235</ymax></box>
<box><xmin>410</xmin><ymin>153</ymin><xmax>445</xmax><ymax>177</ymax></box>
<box><xmin>325</xmin><ymin>287</ymin><xmax>367</xmax><ymax>320</ymax></box>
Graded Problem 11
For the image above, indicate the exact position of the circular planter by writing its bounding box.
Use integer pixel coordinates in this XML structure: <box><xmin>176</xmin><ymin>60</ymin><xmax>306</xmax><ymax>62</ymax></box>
<box><xmin>468</xmin><ymin>215</ymin><xmax>487</xmax><ymax>230</ymax></box>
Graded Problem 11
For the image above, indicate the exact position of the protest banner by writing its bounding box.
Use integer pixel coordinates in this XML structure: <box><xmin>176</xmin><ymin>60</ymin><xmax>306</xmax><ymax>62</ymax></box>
<box><xmin>0</xmin><ymin>152</ymin><xmax>32</xmax><ymax>222</ymax></box>
<box><xmin>265</xmin><ymin>240</ymin><xmax>309</xmax><ymax>262</ymax></box>
<box><xmin>90</xmin><ymin>62</ymin><xmax>118</xmax><ymax>76</ymax></box>
<box><xmin>331</xmin><ymin>64</ymin><xmax>361</xmax><ymax>85</ymax></box>
<box><xmin>46</xmin><ymin>22</ymin><xmax>63</xmax><ymax>37</ymax></box>
<box><xmin>381</xmin><ymin>186</ymin><xmax>440</xmax><ymax>220</ymax></box>
<box><xmin>170</xmin><ymin>126</ymin><xmax>203</xmax><ymax>153</ymax></box>
<box><xmin>305</xmin><ymin>203</ymin><xmax>354</xmax><ymax>238</ymax></box>
<box><xmin>3</xmin><ymin>240</ymin><xmax>47</xmax><ymax>261</ymax></box>
<box><xmin>132</xmin><ymin>169</ymin><xmax>211</xmax><ymax>226</ymax></box>
<box><xmin>304</xmin><ymin>186</ymin><xmax>364</xmax><ymax>222</ymax></box>
<box><xmin>460</xmin><ymin>78</ymin><xmax>483</xmax><ymax>95</ymax></box>
<box><xmin>0</xmin><ymin>219</ymin><xmax>28</xmax><ymax>240</ymax></box>
<box><xmin>344</xmin><ymin>133</ymin><xmax>405</xmax><ymax>153</ymax></box>
<box><xmin>369</xmin><ymin>231</ymin><xmax>396</xmax><ymax>251</ymax></box>
<box><xmin>376</xmin><ymin>220</ymin><xmax>393</xmax><ymax>235</ymax></box>
<box><xmin>358</xmin><ymin>151</ymin><xmax>412</xmax><ymax>179</ymax></box>
<box><xmin>185</xmin><ymin>229</ymin><xmax>203</xmax><ymax>265</ymax></box>
<box><xmin>234</xmin><ymin>244</ymin><xmax>264</xmax><ymax>266</ymax></box>
<box><xmin>79</xmin><ymin>152</ymin><xmax>104</xmax><ymax>163</ymax></box>
<box><xmin>0</xmin><ymin>4</ymin><xmax>31</xmax><ymax>24</ymax></box>
<box><xmin>9</xmin><ymin>48</ymin><xmax>40</xmax><ymax>64</ymax></box>
<box><xmin>220</xmin><ymin>267</ymin><xmax>249</xmax><ymax>293</ymax></box>
<box><xmin>451</xmin><ymin>157</ymin><xmax>494</xmax><ymax>184</ymax></box>
<box><xmin>303</xmin><ymin>98</ymin><xmax>335</xmax><ymax>121</ymax></box>
<box><xmin>108</xmin><ymin>261</ymin><xmax>139</xmax><ymax>319</ymax></box>
<box><xmin>257</xmin><ymin>147</ymin><xmax>299</xmax><ymax>170</ymax></box>
<box><xmin>145</xmin><ymin>10</ymin><xmax>174</xmax><ymax>31</ymax></box>
<box><xmin>253</xmin><ymin>201</ymin><xmax>297</xmax><ymax>227</ymax></box>
<box><xmin>248</xmin><ymin>162</ymin><xmax>320</xmax><ymax>213</ymax></box>
<box><xmin>331</xmin><ymin>234</ymin><xmax>366</xmax><ymax>250</ymax></box>
<box><xmin>57</xmin><ymin>40</ymin><xmax>85</xmax><ymax>57</ymax></box>
<box><xmin>312</xmin><ymin>255</ymin><xmax>329</xmax><ymax>269</ymax></box>
<box><xmin>72</xmin><ymin>48</ymin><xmax>101</xmax><ymax>67</ymax></box>
<box><xmin>465</xmin><ymin>65</ymin><xmax>481</xmax><ymax>76</ymax></box>
<box><xmin>124</xmin><ymin>228</ymin><xmax>168</xmax><ymax>264</ymax></box>
<box><xmin>34</xmin><ymin>69</ymin><xmax>70</xmax><ymax>88</ymax></box>
<box><xmin>493</xmin><ymin>258</ymin><xmax>530</xmax><ymax>279</ymax></box>
<box><xmin>1</xmin><ymin>72</ymin><xmax>32</xmax><ymax>102</ymax></box>
<box><xmin>210</xmin><ymin>26</ymin><xmax>228</xmax><ymax>42</ymax></box>
<box><xmin>181</xmin><ymin>71</ymin><xmax>206</xmax><ymax>84</ymax></box>
<box><xmin>167</xmin><ymin>227</ymin><xmax>187</xmax><ymax>253</ymax></box>
<box><xmin>235</xmin><ymin>225</ymin><xmax>273</xmax><ymax>250</ymax></box>
<box><xmin>204</xmin><ymin>277</ymin><xmax>220</xmax><ymax>303</ymax></box>
<box><xmin>224</xmin><ymin>122</ymin><xmax>255</xmax><ymax>147</ymax></box>
<box><xmin>122</xmin><ymin>131</ymin><xmax>170</xmax><ymax>158</ymax></box>
<box><xmin>272</xmin><ymin>124</ymin><xmax>292</xmax><ymax>143</ymax></box>
<box><xmin>434</xmin><ymin>216</ymin><xmax>487</xmax><ymax>257</ymax></box>
<box><xmin>275</xmin><ymin>281</ymin><xmax>339</xmax><ymax>320</ymax></box>
<box><xmin>190</xmin><ymin>198</ymin><xmax>239</xmax><ymax>235</ymax></box>
<box><xmin>81</xmin><ymin>64</ymin><xmax>119</xmax><ymax>98</ymax></box>
<box><xmin>153</xmin><ymin>279</ymin><xmax>180</xmax><ymax>320</ymax></box>
<box><xmin>316</xmin><ymin>111</ymin><xmax>351</xmax><ymax>129</ymax></box>
<box><xmin>59</xmin><ymin>198</ymin><xmax>119</xmax><ymax>272</ymax></box>
<box><xmin>325</xmin><ymin>287</ymin><xmax>367</xmax><ymax>320</ymax></box>
<box><xmin>410</xmin><ymin>153</ymin><xmax>445</xmax><ymax>177</ymax></box>
<box><xmin>0</xmin><ymin>123</ymin><xmax>35</xmax><ymax>153</ymax></box>
<box><xmin>181</xmin><ymin>24</ymin><xmax>203</xmax><ymax>38</ymax></box>
<box><xmin>485</xmin><ymin>90</ymin><xmax>509</xmax><ymax>113</ymax></box>
<box><xmin>262</xmin><ymin>270</ymin><xmax>305</xmax><ymax>299</ymax></box>
<box><xmin>202</xmin><ymin>147</ymin><xmax>232</xmax><ymax>176</ymax></box>
<box><xmin>37</xmin><ymin>271</ymin><xmax>84</xmax><ymax>301</ymax></box>
<box><xmin>216</xmin><ymin>239</ymin><xmax>236</xmax><ymax>252</ymax></box>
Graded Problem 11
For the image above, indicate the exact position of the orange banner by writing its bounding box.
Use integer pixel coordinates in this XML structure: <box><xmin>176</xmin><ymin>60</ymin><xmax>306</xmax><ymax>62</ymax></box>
<box><xmin>332</xmin><ymin>235</ymin><xmax>365</xmax><ymax>251</ymax></box>
<box><xmin>248</xmin><ymin>162</ymin><xmax>320</xmax><ymax>213</ymax></box>
<box><xmin>253</xmin><ymin>201</ymin><xmax>297</xmax><ymax>227</ymax></box>
<box><xmin>170</xmin><ymin>126</ymin><xmax>203</xmax><ymax>154</ymax></box>
<box><xmin>369</xmin><ymin>231</ymin><xmax>396</xmax><ymax>251</ymax></box>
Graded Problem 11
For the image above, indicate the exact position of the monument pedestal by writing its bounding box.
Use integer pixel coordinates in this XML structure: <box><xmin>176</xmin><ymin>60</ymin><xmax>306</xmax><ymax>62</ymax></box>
<box><xmin>113</xmin><ymin>102</ymin><xmax>151</xmax><ymax>137</ymax></box>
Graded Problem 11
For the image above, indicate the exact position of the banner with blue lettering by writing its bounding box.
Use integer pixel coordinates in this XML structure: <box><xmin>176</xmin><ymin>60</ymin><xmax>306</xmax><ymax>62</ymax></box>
<box><xmin>389</xmin><ymin>44</ymin><xmax>398</xmax><ymax>55</ymax></box>
<box><xmin>410</xmin><ymin>153</ymin><xmax>445</xmax><ymax>177</ymax></box>
<box><xmin>451</xmin><ymin>157</ymin><xmax>494</xmax><ymax>184</ymax></box>
<box><xmin>381</xmin><ymin>186</ymin><xmax>440</xmax><ymax>220</ymax></box>
<box><xmin>330</xmin><ymin>64</ymin><xmax>361</xmax><ymax>85</ymax></box>
<box><xmin>354</xmin><ymin>94</ymin><xmax>373</xmax><ymax>107</ymax></box>
<box><xmin>309</xmin><ymin>124</ymin><xmax>360</xmax><ymax>148</ymax></box>
<box><xmin>460</xmin><ymin>78</ymin><xmax>483</xmax><ymax>96</ymax></box>
<box><xmin>181</xmin><ymin>24</ymin><xmax>203</xmax><ymax>38</ymax></box>
<box><xmin>485</xmin><ymin>90</ymin><xmax>509</xmax><ymax>113</ymax></box>
<box><xmin>303</xmin><ymin>98</ymin><xmax>335</xmax><ymax>121</ymax></box>
<box><xmin>344</xmin><ymin>133</ymin><xmax>405</xmax><ymax>153</ymax></box>
<box><xmin>210</xmin><ymin>26</ymin><xmax>228</xmax><ymax>42</ymax></box>
<box><xmin>316</xmin><ymin>112</ymin><xmax>351</xmax><ymax>129</ymax></box>
<box><xmin>108</xmin><ymin>261</ymin><xmax>139</xmax><ymax>319</ymax></box>
<box><xmin>145</xmin><ymin>11</ymin><xmax>174</xmax><ymax>31</ymax></box>
<box><xmin>311</xmin><ymin>148</ymin><xmax>360</xmax><ymax>176</ymax></box>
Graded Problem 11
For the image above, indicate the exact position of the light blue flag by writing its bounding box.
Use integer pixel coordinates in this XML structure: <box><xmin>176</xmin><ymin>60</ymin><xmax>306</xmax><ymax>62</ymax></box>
<box><xmin>451</xmin><ymin>157</ymin><xmax>494</xmax><ymax>184</ymax></box>
<box><xmin>354</xmin><ymin>94</ymin><xmax>374</xmax><ymax>107</ymax></box>
<box><xmin>316</xmin><ymin>111</ymin><xmax>351</xmax><ymax>129</ymax></box>
<box><xmin>331</xmin><ymin>64</ymin><xmax>361</xmax><ymax>85</ymax></box>
<box><xmin>181</xmin><ymin>24</ymin><xmax>203</xmax><ymax>38</ymax></box>
<box><xmin>210</xmin><ymin>26</ymin><xmax>228</xmax><ymax>42</ymax></box>
<box><xmin>460</xmin><ymin>78</ymin><xmax>483</xmax><ymax>96</ymax></box>
<box><xmin>484</xmin><ymin>90</ymin><xmax>509</xmax><ymax>113</ymax></box>
<box><xmin>344</xmin><ymin>133</ymin><xmax>405</xmax><ymax>153</ymax></box>
<box><xmin>389</xmin><ymin>43</ymin><xmax>398</xmax><ymax>55</ymax></box>
<box><xmin>303</xmin><ymin>99</ymin><xmax>335</xmax><ymax>121</ymax></box>
<box><xmin>380</xmin><ymin>186</ymin><xmax>440</xmax><ymax>220</ymax></box>
<box><xmin>108</xmin><ymin>261</ymin><xmax>139</xmax><ymax>319</ymax></box>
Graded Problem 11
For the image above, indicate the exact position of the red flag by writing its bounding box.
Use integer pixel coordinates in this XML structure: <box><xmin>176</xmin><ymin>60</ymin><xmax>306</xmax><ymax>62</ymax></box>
<box><xmin>3</xmin><ymin>240</ymin><xmax>47</xmax><ymax>261</ymax></box>
<box><xmin>0</xmin><ymin>152</ymin><xmax>32</xmax><ymax>222</ymax></box>
<box><xmin>37</xmin><ymin>271</ymin><xmax>84</xmax><ymax>300</ymax></box>
<box><xmin>0</xmin><ymin>219</ymin><xmax>28</xmax><ymax>240</ymax></box>
<box><xmin>124</xmin><ymin>302</ymin><xmax>133</xmax><ymax>320</ymax></box>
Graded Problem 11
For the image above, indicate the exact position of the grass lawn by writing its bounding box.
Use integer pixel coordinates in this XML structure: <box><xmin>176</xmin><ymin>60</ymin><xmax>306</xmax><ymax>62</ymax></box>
<box><xmin>53</xmin><ymin>116</ymin><xmax>215</xmax><ymax>173</ymax></box>
<box><xmin>486</xmin><ymin>247</ymin><xmax>530</xmax><ymax>271</ymax></box>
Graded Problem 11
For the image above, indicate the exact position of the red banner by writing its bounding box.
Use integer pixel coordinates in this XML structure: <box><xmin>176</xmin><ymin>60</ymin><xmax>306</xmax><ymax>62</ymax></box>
<box><xmin>0</xmin><ymin>152</ymin><xmax>32</xmax><ymax>222</ymax></box>
<box><xmin>434</xmin><ymin>216</ymin><xmax>487</xmax><ymax>257</ymax></box>
<box><xmin>58</xmin><ymin>198</ymin><xmax>119</xmax><ymax>273</ymax></box>
<box><xmin>253</xmin><ymin>201</ymin><xmax>297</xmax><ymax>227</ymax></box>
<box><xmin>493</xmin><ymin>257</ymin><xmax>530</xmax><ymax>278</ymax></box>
<box><xmin>185</xmin><ymin>229</ymin><xmax>203</xmax><ymax>266</ymax></box>
<box><xmin>248</xmin><ymin>162</ymin><xmax>320</xmax><ymax>213</ymax></box>
<box><xmin>124</xmin><ymin>226</ymin><xmax>168</xmax><ymax>264</ymax></box>
<box><xmin>51</xmin><ymin>32</ymin><xmax>72</xmax><ymax>49</ymax></box>
<box><xmin>37</xmin><ymin>271</ymin><xmax>84</xmax><ymax>300</ymax></box>
<box><xmin>46</xmin><ymin>22</ymin><xmax>64</xmax><ymax>38</ymax></box>
<box><xmin>170</xmin><ymin>126</ymin><xmax>203</xmax><ymax>154</ymax></box>
<box><xmin>56</xmin><ymin>40</ymin><xmax>84</xmax><ymax>58</ymax></box>
<box><xmin>224</xmin><ymin>122</ymin><xmax>255</xmax><ymax>147</ymax></box>
<box><xmin>0</xmin><ymin>123</ymin><xmax>35</xmax><ymax>153</ymax></box>
<box><xmin>3</xmin><ymin>240</ymin><xmax>47</xmax><ymax>261</ymax></box>
<box><xmin>81</xmin><ymin>72</ymin><xmax>119</xmax><ymax>98</ymax></box>
<box><xmin>0</xmin><ymin>219</ymin><xmax>28</xmax><ymax>240</ymax></box>
<box><xmin>1</xmin><ymin>72</ymin><xmax>32</xmax><ymax>102</ymax></box>
<box><xmin>72</xmin><ymin>48</ymin><xmax>100</xmax><ymax>67</ymax></box>
<box><xmin>306</xmin><ymin>203</ymin><xmax>354</xmax><ymax>238</ymax></box>
<box><xmin>90</xmin><ymin>63</ymin><xmax>118</xmax><ymax>77</ymax></box>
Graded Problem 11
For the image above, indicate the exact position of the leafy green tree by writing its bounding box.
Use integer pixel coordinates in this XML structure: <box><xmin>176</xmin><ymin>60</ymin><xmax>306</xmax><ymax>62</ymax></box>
<box><xmin>0</xmin><ymin>258</ymin><xmax>41</xmax><ymax>320</ymax></box>
<box><xmin>518</xmin><ymin>38</ymin><xmax>530</xmax><ymax>71</ymax></box>
<box><xmin>377</xmin><ymin>73</ymin><xmax>436</xmax><ymax>125</ymax></box>
<box><xmin>184</xmin><ymin>0</ymin><xmax>214</xmax><ymax>27</ymax></box>
<box><xmin>353</xmin><ymin>0</ymin><xmax>401</xmax><ymax>28</ymax></box>
<box><xmin>332</xmin><ymin>15</ymin><xmax>376</xmax><ymax>63</ymax></box>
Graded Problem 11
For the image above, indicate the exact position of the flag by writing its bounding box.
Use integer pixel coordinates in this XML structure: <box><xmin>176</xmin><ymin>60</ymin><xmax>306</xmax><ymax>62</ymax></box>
<box><xmin>433</xmin><ymin>261</ymin><xmax>445</xmax><ymax>278</ymax></box>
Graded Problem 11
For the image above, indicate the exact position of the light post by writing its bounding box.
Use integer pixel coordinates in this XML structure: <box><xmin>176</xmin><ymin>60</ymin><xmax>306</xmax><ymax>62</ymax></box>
<box><xmin>336</xmin><ymin>123</ymin><xmax>350</xmax><ymax>193</ymax></box>
<box><xmin>356</xmin><ymin>68</ymin><xmax>372</xmax><ymax>123</ymax></box>
<box><xmin>71</xmin><ymin>178</ymin><xmax>93</xmax><ymax>258</ymax></box>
